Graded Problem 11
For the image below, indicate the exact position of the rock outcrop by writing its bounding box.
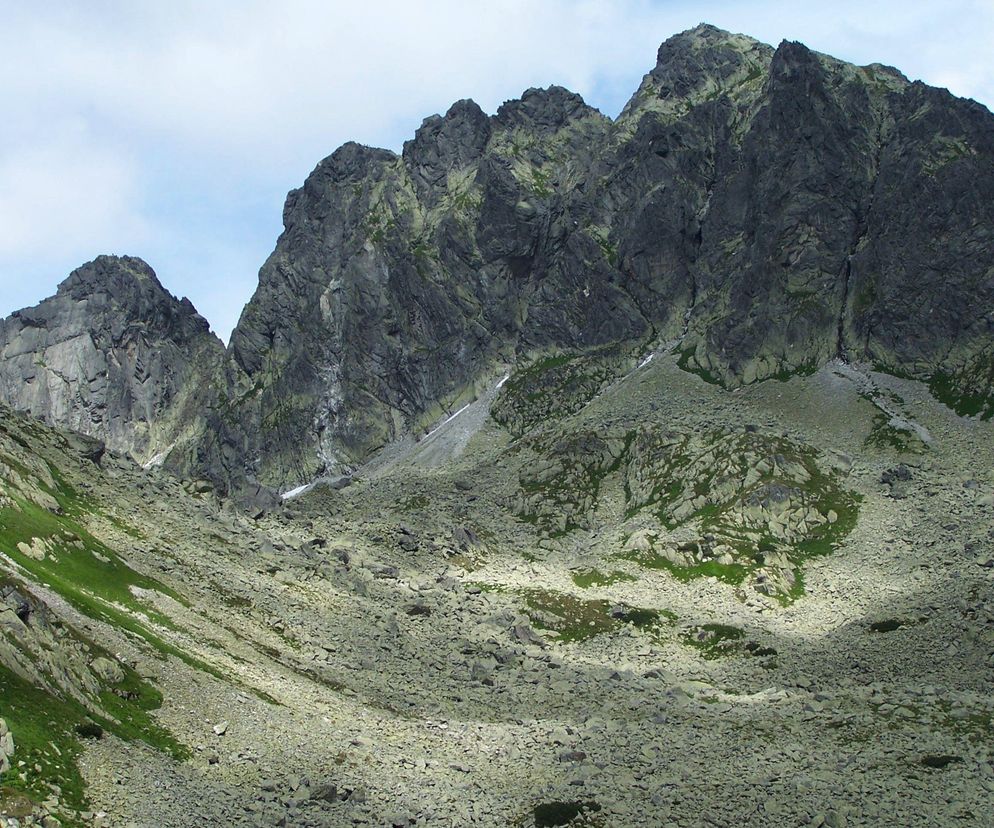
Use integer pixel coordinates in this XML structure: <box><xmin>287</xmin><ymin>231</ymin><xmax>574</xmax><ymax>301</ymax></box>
<box><xmin>0</xmin><ymin>255</ymin><xmax>226</xmax><ymax>466</ymax></box>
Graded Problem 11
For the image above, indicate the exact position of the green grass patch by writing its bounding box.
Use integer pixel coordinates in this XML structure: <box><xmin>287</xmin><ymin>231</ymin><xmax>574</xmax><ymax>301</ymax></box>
<box><xmin>0</xmin><ymin>656</ymin><xmax>187</xmax><ymax>827</ymax></box>
<box><xmin>521</xmin><ymin>589</ymin><xmax>669</xmax><ymax>643</ymax></box>
<box><xmin>523</xmin><ymin>590</ymin><xmax>616</xmax><ymax>642</ymax></box>
<box><xmin>619</xmin><ymin>551</ymin><xmax>750</xmax><ymax>586</ymax></box>
<box><xmin>676</xmin><ymin>346</ymin><xmax>724</xmax><ymax>386</ymax></box>
<box><xmin>792</xmin><ymin>487</ymin><xmax>861</xmax><ymax>562</ymax></box>
<box><xmin>928</xmin><ymin>371</ymin><xmax>994</xmax><ymax>420</ymax></box>
<box><xmin>771</xmin><ymin>363</ymin><xmax>818</xmax><ymax>381</ymax></box>
<box><xmin>0</xmin><ymin>493</ymin><xmax>183</xmax><ymax>613</ymax></box>
<box><xmin>95</xmin><ymin>668</ymin><xmax>188</xmax><ymax>760</ymax></box>
<box><xmin>0</xmin><ymin>493</ymin><xmax>231</xmax><ymax>683</ymax></box>
<box><xmin>0</xmin><ymin>665</ymin><xmax>89</xmax><ymax>822</ymax></box>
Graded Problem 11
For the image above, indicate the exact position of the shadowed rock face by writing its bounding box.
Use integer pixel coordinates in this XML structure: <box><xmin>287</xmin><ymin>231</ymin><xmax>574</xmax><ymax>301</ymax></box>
<box><xmin>4</xmin><ymin>25</ymin><xmax>994</xmax><ymax>492</ymax></box>
<box><xmin>0</xmin><ymin>255</ymin><xmax>225</xmax><ymax>465</ymax></box>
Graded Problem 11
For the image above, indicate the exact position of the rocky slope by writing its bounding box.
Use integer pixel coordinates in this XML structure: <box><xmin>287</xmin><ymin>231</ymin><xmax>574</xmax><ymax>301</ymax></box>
<box><xmin>2</xmin><ymin>348</ymin><xmax>994</xmax><ymax>826</ymax></box>
<box><xmin>0</xmin><ymin>256</ymin><xmax>226</xmax><ymax>467</ymax></box>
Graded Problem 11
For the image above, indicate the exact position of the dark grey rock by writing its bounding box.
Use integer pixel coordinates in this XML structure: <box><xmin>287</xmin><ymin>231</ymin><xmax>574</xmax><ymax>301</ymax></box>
<box><xmin>210</xmin><ymin>25</ymin><xmax>994</xmax><ymax>490</ymax></box>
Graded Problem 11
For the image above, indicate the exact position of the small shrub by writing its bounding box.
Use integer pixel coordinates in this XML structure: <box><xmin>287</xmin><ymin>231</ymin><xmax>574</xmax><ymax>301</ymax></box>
<box><xmin>869</xmin><ymin>619</ymin><xmax>904</xmax><ymax>633</ymax></box>
<box><xmin>534</xmin><ymin>800</ymin><xmax>602</xmax><ymax>827</ymax></box>
<box><xmin>75</xmin><ymin>722</ymin><xmax>104</xmax><ymax>740</ymax></box>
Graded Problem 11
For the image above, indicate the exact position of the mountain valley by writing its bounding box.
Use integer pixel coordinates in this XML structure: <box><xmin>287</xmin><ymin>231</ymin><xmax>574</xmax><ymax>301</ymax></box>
<box><xmin>1</xmin><ymin>24</ymin><xmax>993</xmax><ymax>828</ymax></box>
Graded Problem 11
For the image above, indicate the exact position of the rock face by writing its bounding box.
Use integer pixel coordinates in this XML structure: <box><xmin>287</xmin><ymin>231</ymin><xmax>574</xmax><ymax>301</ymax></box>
<box><xmin>0</xmin><ymin>255</ymin><xmax>225</xmax><ymax>466</ymax></box>
<box><xmin>3</xmin><ymin>25</ymin><xmax>994</xmax><ymax>491</ymax></box>
<box><xmin>213</xmin><ymin>24</ymin><xmax>994</xmax><ymax>489</ymax></box>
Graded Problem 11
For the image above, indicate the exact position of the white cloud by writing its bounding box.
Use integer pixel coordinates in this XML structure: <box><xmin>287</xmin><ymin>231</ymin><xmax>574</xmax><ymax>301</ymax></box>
<box><xmin>0</xmin><ymin>1</ymin><xmax>991</xmax><ymax>341</ymax></box>
<box><xmin>0</xmin><ymin>131</ymin><xmax>147</xmax><ymax>259</ymax></box>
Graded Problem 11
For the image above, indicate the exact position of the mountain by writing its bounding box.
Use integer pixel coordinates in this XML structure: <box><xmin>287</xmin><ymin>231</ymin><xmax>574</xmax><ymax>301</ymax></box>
<box><xmin>0</xmin><ymin>255</ymin><xmax>225</xmax><ymax>466</ymax></box>
<box><xmin>3</xmin><ymin>24</ymin><xmax>993</xmax><ymax>494</ymax></box>
<box><xmin>2</xmin><ymin>25</ymin><xmax>994</xmax><ymax>828</ymax></box>
<box><xmin>211</xmin><ymin>24</ymin><xmax>994</xmax><ymax>490</ymax></box>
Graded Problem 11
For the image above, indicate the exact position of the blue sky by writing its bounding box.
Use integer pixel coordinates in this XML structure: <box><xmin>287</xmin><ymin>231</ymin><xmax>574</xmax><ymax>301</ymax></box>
<box><xmin>2</xmin><ymin>0</ymin><xmax>992</xmax><ymax>342</ymax></box>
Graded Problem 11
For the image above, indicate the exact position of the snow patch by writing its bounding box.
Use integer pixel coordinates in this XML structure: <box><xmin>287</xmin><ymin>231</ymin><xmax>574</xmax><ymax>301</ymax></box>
<box><xmin>421</xmin><ymin>403</ymin><xmax>471</xmax><ymax>443</ymax></box>
<box><xmin>142</xmin><ymin>448</ymin><xmax>172</xmax><ymax>470</ymax></box>
<box><xmin>638</xmin><ymin>353</ymin><xmax>655</xmax><ymax>369</ymax></box>
<box><xmin>281</xmin><ymin>482</ymin><xmax>314</xmax><ymax>501</ymax></box>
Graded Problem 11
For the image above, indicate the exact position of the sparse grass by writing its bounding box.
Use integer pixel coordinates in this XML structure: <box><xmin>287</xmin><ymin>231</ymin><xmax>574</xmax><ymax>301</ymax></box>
<box><xmin>528</xmin><ymin>167</ymin><xmax>553</xmax><ymax>198</ymax></box>
<box><xmin>793</xmin><ymin>485</ymin><xmax>861</xmax><ymax>562</ymax></box>
<box><xmin>448</xmin><ymin>552</ymin><xmax>484</xmax><ymax>572</ymax></box>
<box><xmin>493</xmin><ymin>346</ymin><xmax>630</xmax><ymax>437</ymax></box>
<box><xmin>570</xmin><ymin>569</ymin><xmax>637</xmax><ymax>589</ymax></box>
<box><xmin>399</xmin><ymin>494</ymin><xmax>429</xmax><ymax>512</ymax></box>
<box><xmin>467</xmin><ymin>581</ymin><xmax>508</xmax><ymax>593</ymax></box>
<box><xmin>521</xmin><ymin>589</ymin><xmax>670</xmax><ymax>643</ymax></box>
<box><xmin>874</xmin><ymin>360</ymin><xmax>994</xmax><ymax>420</ymax></box>
<box><xmin>523</xmin><ymin>426</ymin><xmax>859</xmax><ymax>599</ymax></box>
<box><xmin>681</xmin><ymin>623</ymin><xmax>745</xmax><ymax>659</ymax></box>
<box><xmin>516</xmin><ymin>429</ymin><xmax>634</xmax><ymax>536</ymax></box>
<box><xmin>865</xmin><ymin>413</ymin><xmax>923</xmax><ymax>452</ymax></box>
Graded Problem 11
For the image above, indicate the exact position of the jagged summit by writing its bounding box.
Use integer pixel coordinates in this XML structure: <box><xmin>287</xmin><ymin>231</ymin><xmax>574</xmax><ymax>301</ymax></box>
<box><xmin>495</xmin><ymin>85</ymin><xmax>599</xmax><ymax>131</ymax></box>
<box><xmin>0</xmin><ymin>255</ymin><xmax>224</xmax><ymax>465</ymax></box>
<box><xmin>57</xmin><ymin>253</ymin><xmax>158</xmax><ymax>292</ymax></box>
<box><xmin>52</xmin><ymin>255</ymin><xmax>206</xmax><ymax>326</ymax></box>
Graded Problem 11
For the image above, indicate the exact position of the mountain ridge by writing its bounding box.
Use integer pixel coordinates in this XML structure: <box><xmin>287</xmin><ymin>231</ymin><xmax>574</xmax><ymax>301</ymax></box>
<box><xmin>2</xmin><ymin>24</ymin><xmax>992</xmax><ymax>494</ymax></box>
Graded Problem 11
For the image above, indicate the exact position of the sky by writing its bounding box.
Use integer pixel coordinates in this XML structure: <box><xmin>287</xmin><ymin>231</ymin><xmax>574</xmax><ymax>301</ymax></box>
<box><xmin>2</xmin><ymin>0</ymin><xmax>992</xmax><ymax>343</ymax></box>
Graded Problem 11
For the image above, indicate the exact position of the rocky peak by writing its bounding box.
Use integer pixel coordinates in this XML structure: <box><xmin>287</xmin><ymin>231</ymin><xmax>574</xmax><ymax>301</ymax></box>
<box><xmin>299</xmin><ymin>142</ymin><xmax>397</xmax><ymax>203</ymax></box>
<box><xmin>402</xmin><ymin>98</ymin><xmax>492</xmax><ymax>203</ymax></box>
<box><xmin>0</xmin><ymin>256</ymin><xmax>224</xmax><ymax>466</ymax></box>
<box><xmin>38</xmin><ymin>255</ymin><xmax>212</xmax><ymax>345</ymax></box>
<box><xmin>621</xmin><ymin>24</ymin><xmax>773</xmax><ymax>121</ymax></box>
<box><xmin>495</xmin><ymin>86</ymin><xmax>599</xmax><ymax>133</ymax></box>
<box><xmin>57</xmin><ymin>254</ymin><xmax>159</xmax><ymax>297</ymax></box>
<box><xmin>768</xmin><ymin>39</ymin><xmax>825</xmax><ymax>88</ymax></box>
